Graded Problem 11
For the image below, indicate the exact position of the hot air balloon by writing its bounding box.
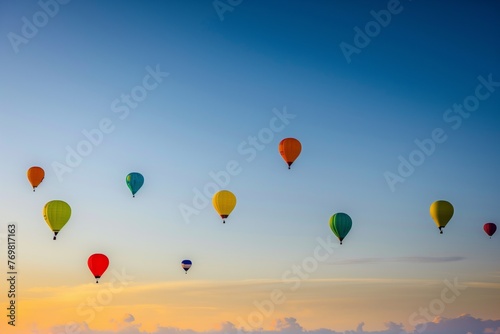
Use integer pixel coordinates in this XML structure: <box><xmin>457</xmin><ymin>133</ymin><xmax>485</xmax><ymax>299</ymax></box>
<box><xmin>88</xmin><ymin>253</ymin><xmax>109</xmax><ymax>283</ymax></box>
<box><xmin>279</xmin><ymin>138</ymin><xmax>302</xmax><ymax>169</ymax></box>
<box><xmin>212</xmin><ymin>190</ymin><xmax>236</xmax><ymax>223</ymax></box>
<box><xmin>430</xmin><ymin>200</ymin><xmax>454</xmax><ymax>234</ymax></box>
<box><xmin>484</xmin><ymin>222</ymin><xmax>497</xmax><ymax>238</ymax></box>
<box><xmin>181</xmin><ymin>259</ymin><xmax>192</xmax><ymax>274</ymax></box>
<box><xmin>126</xmin><ymin>172</ymin><xmax>144</xmax><ymax>197</ymax></box>
<box><xmin>27</xmin><ymin>166</ymin><xmax>45</xmax><ymax>191</ymax></box>
<box><xmin>329</xmin><ymin>212</ymin><xmax>352</xmax><ymax>245</ymax></box>
<box><xmin>43</xmin><ymin>200</ymin><xmax>71</xmax><ymax>240</ymax></box>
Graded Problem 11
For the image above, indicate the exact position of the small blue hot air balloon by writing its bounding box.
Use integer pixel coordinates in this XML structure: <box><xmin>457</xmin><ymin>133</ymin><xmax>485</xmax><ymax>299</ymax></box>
<box><xmin>181</xmin><ymin>259</ymin><xmax>192</xmax><ymax>274</ymax></box>
<box><xmin>126</xmin><ymin>172</ymin><xmax>144</xmax><ymax>198</ymax></box>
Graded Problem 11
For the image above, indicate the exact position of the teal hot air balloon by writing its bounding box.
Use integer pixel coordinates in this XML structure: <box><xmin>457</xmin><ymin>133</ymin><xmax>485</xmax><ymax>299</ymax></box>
<box><xmin>126</xmin><ymin>172</ymin><xmax>144</xmax><ymax>198</ymax></box>
<box><xmin>329</xmin><ymin>212</ymin><xmax>352</xmax><ymax>245</ymax></box>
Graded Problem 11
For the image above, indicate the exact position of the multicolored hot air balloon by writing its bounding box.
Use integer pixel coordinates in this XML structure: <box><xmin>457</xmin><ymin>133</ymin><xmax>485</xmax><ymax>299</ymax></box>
<box><xmin>126</xmin><ymin>172</ymin><xmax>144</xmax><ymax>197</ymax></box>
<box><xmin>279</xmin><ymin>138</ymin><xmax>302</xmax><ymax>169</ymax></box>
<box><xmin>43</xmin><ymin>200</ymin><xmax>71</xmax><ymax>240</ymax></box>
<box><xmin>430</xmin><ymin>200</ymin><xmax>454</xmax><ymax>234</ymax></box>
<box><xmin>212</xmin><ymin>190</ymin><xmax>236</xmax><ymax>223</ymax></box>
<box><xmin>27</xmin><ymin>166</ymin><xmax>45</xmax><ymax>192</ymax></box>
<box><xmin>484</xmin><ymin>222</ymin><xmax>497</xmax><ymax>238</ymax></box>
<box><xmin>181</xmin><ymin>259</ymin><xmax>192</xmax><ymax>274</ymax></box>
<box><xmin>329</xmin><ymin>212</ymin><xmax>352</xmax><ymax>245</ymax></box>
<box><xmin>88</xmin><ymin>253</ymin><xmax>109</xmax><ymax>283</ymax></box>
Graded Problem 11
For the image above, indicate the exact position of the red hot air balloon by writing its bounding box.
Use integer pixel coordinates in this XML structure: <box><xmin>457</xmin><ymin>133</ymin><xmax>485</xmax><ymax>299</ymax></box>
<box><xmin>483</xmin><ymin>222</ymin><xmax>497</xmax><ymax>238</ymax></box>
<box><xmin>88</xmin><ymin>253</ymin><xmax>109</xmax><ymax>283</ymax></box>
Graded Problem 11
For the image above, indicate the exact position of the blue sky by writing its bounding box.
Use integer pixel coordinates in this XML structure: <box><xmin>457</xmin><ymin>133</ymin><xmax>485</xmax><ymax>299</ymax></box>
<box><xmin>0</xmin><ymin>1</ymin><xmax>499</xmax><ymax>333</ymax></box>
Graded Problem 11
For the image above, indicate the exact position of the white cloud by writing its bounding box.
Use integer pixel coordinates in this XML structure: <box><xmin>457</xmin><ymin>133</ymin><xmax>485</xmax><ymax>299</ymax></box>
<box><xmin>413</xmin><ymin>314</ymin><xmax>500</xmax><ymax>334</ymax></box>
<box><xmin>275</xmin><ymin>318</ymin><xmax>304</xmax><ymax>332</ymax></box>
<box><xmin>123</xmin><ymin>314</ymin><xmax>135</xmax><ymax>323</ymax></box>
<box><xmin>45</xmin><ymin>315</ymin><xmax>500</xmax><ymax>334</ymax></box>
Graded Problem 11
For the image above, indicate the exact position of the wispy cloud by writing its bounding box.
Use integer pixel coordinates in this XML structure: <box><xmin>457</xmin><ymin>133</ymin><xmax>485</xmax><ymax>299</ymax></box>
<box><xmin>465</xmin><ymin>281</ymin><xmax>500</xmax><ymax>289</ymax></box>
<box><xmin>24</xmin><ymin>277</ymin><xmax>451</xmax><ymax>301</ymax></box>
<box><xmin>328</xmin><ymin>256</ymin><xmax>465</xmax><ymax>265</ymax></box>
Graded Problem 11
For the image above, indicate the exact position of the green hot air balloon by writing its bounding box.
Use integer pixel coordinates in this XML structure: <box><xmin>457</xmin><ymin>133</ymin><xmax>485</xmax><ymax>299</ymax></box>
<box><xmin>126</xmin><ymin>172</ymin><xmax>144</xmax><ymax>198</ymax></box>
<box><xmin>329</xmin><ymin>212</ymin><xmax>352</xmax><ymax>245</ymax></box>
<box><xmin>43</xmin><ymin>200</ymin><xmax>71</xmax><ymax>240</ymax></box>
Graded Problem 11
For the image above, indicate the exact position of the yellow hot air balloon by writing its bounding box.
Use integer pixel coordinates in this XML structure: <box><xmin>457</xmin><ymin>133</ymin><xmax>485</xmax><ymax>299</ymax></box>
<box><xmin>430</xmin><ymin>200</ymin><xmax>454</xmax><ymax>234</ymax></box>
<box><xmin>212</xmin><ymin>190</ymin><xmax>236</xmax><ymax>224</ymax></box>
<box><xmin>43</xmin><ymin>200</ymin><xmax>71</xmax><ymax>240</ymax></box>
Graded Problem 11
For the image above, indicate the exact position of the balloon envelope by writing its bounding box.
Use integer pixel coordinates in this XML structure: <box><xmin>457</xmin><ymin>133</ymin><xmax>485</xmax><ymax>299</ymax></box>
<box><xmin>27</xmin><ymin>166</ymin><xmax>45</xmax><ymax>191</ymax></box>
<box><xmin>430</xmin><ymin>200</ymin><xmax>454</xmax><ymax>234</ymax></box>
<box><xmin>43</xmin><ymin>200</ymin><xmax>71</xmax><ymax>240</ymax></box>
<box><xmin>126</xmin><ymin>172</ymin><xmax>144</xmax><ymax>197</ymax></box>
<box><xmin>88</xmin><ymin>253</ymin><xmax>109</xmax><ymax>283</ymax></box>
<box><xmin>329</xmin><ymin>212</ymin><xmax>352</xmax><ymax>245</ymax></box>
<box><xmin>181</xmin><ymin>259</ymin><xmax>192</xmax><ymax>273</ymax></box>
<box><xmin>212</xmin><ymin>190</ymin><xmax>236</xmax><ymax>223</ymax></box>
<box><xmin>279</xmin><ymin>138</ymin><xmax>302</xmax><ymax>169</ymax></box>
<box><xmin>483</xmin><ymin>222</ymin><xmax>497</xmax><ymax>238</ymax></box>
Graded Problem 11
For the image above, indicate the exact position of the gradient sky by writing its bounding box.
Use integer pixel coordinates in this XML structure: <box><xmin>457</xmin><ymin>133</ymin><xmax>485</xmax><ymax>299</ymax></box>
<box><xmin>1</xmin><ymin>1</ymin><xmax>500</xmax><ymax>333</ymax></box>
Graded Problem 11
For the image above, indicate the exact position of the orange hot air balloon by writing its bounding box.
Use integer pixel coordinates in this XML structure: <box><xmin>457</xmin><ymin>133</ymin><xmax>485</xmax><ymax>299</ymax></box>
<box><xmin>279</xmin><ymin>138</ymin><xmax>301</xmax><ymax>169</ymax></box>
<box><xmin>27</xmin><ymin>166</ymin><xmax>45</xmax><ymax>191</ymax></box>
